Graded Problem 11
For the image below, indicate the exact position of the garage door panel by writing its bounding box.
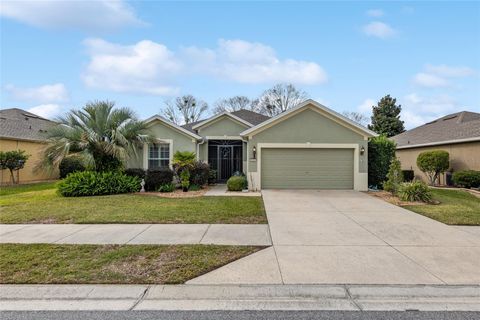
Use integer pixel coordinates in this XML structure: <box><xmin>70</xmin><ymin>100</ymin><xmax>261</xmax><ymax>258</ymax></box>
<box><xmin>261</xmin><ymin>148</ymin><xmax>354</xmax><ymax>189</ymax></box>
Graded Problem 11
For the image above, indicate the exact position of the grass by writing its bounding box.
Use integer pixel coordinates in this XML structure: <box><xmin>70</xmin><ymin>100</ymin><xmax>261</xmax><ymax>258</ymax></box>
<box><xmin>404</xmin><ymin>188</ymin><xmax>480</xmax><ymax>225</ymax></box>
<box><xmin>0</xmin><ymin>181</ymin><xmax>57</xmax><ymax>196</ymax></box>
<box><xmin>0</xmin><ymin>243</ymin><xmax>262</xmax><ymax>284</ymax></box>
<box><xmin>0</xmin><ymin>185</ymin><xmax>266</xmax><ymax>224</ymax></box>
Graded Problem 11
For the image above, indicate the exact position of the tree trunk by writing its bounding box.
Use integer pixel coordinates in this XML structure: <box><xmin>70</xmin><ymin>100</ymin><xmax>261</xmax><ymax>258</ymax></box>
<box><xmin>9</xmin><ymin>169</ymin><xmax>16</xmax><ymax>184</ymax></box>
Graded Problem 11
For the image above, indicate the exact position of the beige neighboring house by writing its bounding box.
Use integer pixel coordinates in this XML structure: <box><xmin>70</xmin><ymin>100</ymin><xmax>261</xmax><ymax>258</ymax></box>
<box><xmin>0</xmin><ymin>108</ymin><xmax>58</xmax><ymax>184</ymax></box>
<box><xmin>392</xmin><ymin>111</ymin><xmax>480</xmax><ymax>185</ymax></box>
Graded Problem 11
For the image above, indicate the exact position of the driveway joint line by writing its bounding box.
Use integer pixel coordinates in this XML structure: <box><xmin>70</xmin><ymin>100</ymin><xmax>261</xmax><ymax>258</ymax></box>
<box><xmin>337</xmin><ymin>208</ymin><xmax>447</xmax><ymax>285</ymax></box>
<box><xmin>52</xmin><ymin>225</ymin><xmax>91</xmax><ymax>244</ymax></box>
<box><xmin>125</xmin><ymin>224</ymin><xmax>153</xmax><ymax>244</ymax></box>
<box><xmin>199</xmin><ymin>224</ymin><xmax>211</xmax><ymax>243</ymax></box>
<box><xmin>129</xmin><ymin>285</ymin><xmax>150</xmax><ymax>310</ymax></box>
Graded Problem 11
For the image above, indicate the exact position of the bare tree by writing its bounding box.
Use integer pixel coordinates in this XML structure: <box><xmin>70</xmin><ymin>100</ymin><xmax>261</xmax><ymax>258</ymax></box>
<box><xmin>212</xmin><ymin>96</ymin><xmax>257</xmax><ymax>114</ymax></box>
<box><xmin>163</xmin><ymin>95</ymin><xmax>208</xmax><ymax>125</ymax></box>
<box><xmin>254</xmin><ymin>83</ymin><xmax>309</xmax><ymax>116</ymax></box>
<box><xmin>342</xmin><ymin>111</ymin><xmax>369</xmax><ymax>127</ymax></box>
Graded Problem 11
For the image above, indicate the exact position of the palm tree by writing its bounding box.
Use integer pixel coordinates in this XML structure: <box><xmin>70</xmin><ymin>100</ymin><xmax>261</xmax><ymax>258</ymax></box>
<box><xmin>41</xmin><ymin>101</ymin><xmax>150</xmax><ymax>172</ymax></box>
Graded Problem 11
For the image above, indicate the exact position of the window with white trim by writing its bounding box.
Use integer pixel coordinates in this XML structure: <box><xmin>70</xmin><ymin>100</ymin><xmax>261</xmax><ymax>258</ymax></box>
<box><xmin>148</xmin><ymin>143</ymin><xmax>170</xmax><ymax>169</ymax></box>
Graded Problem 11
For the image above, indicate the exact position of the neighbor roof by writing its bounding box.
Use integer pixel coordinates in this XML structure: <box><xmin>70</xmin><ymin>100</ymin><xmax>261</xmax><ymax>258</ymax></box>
<box><xmin>182</xmin><ymin>109</ymin><xmax>270</xmax><ymax>133</ymax></box>
<box><xmin>0</xmin><ymin>108</ymin><xmax>55</xmax><ymax>142</ymax></box>
<box><xmin>392</xmin><ymin>111</ymin><xmax>480</xmax><ymax>149</ymax></box>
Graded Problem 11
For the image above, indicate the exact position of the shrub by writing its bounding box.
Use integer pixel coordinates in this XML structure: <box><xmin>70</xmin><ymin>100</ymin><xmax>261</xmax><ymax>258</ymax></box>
<box><xmin>452</xmin><ymin>170</ymin><xmax>480</xmax><ymax>189</ymax></box>
<box><xmin>59</xmin><ymin>156</ymin><xmax>86</xmax><ymax>179</ymax></box>
<box><xmin>124</xmin><ymin>168</ymin><xmax>146</xmax><ymax>180</ymax></box>
<box><xmin>0</xmin><ymin>150</ymin><xmax>30</xmax><ymax>184</ymax></box>
<box><xmin>416</xmin><ymin>150</ymin><xmax>449</xmax><ymax>186</ymax></box>
<box><xmin>227</xmin><ymin>175</ymin><xmax>247</xmax><ymax>191</ymax></box>
<box><xmin>189</xmin><ymin>184</ymin><xmax>201</xmax><ymax>191</ymax></box>
<box><xmin>368</xmin><ymin>135</ymin><xmax>396</xmax><ymax>189</ymax></box>
<box><xmin>189</xmin><ymin>161</ymin><xmax>210</xmax><ymax>186</ymax></box>
<box><xmin>158</xmin><ymin>182</ymin><xmax>175</xmax><ymax>193</ymax></box>
<box><xmin>208</xmin><ymin>170</ymin><xmax>217</xmax><ymax>185</ymax></box>
<box><xmin>145</xmin><ymin>168</ymin><xmax>174</xmax><ymax>191</ymax></box>
<box><xmin>180</xmin><ymin>169</ymin><xmax>190</xmax><ymax>191</ymax></box>
<box><xmin>383</xmin><ymin>157</ymin><xmax>403</xmax><ymax>194</ymax></box>
<box><xmin>397</xmin><ymin>180</ymin><xmax>432</xmax><ymax>203</ymax></box>
<box><xmin>172</xmin><ymin>151</ymin><xmax>196</xmax><ymax>173</ymax></box>
<box><xmin>402</xmin><ymin>170</ymin><xmax>415</xmax><ymax>182</ymax></box>
<box><xmin>57</xmin><ymin>171</ymin><xmax>140</xmax><ymax>197</ymax></box>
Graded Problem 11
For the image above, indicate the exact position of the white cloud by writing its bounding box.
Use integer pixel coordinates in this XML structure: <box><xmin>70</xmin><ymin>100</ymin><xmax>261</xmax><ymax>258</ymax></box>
<box><xmin>184</xmin><ymin>39</ymin><xmax>328</xmax><ymax>85</ymax></box>
<box><xmin>27</xmin><ymin>104</ymin><xmax>62</xmax><ymax>119</ymax></box>
<box><xmin>413</xmin><ymin>73</ymin><xmax>450</xmax><ymax>88</ymax></box>
<box><xmin>82</xmin><ymin>38</ymin><xmax>182</xmax><ymax>95</ymax></box>
<box><xmin>413</xmin><ymin>64</ymin><xmax>475</xmax><ymax>88</ymax></box>
<box><xmin>366</xmin><ymin>9</ymin><xmax>384</xmax><ymax>17</ymax></box>
<box><xmin>0</xmin><ymin>0</ymin><xmax>143</xmax><ymax>32</ymax></box>
<box><xmin>424</xmin><ymin>64</ymin><xmax>475</xmax><ymax>77</ymax></box>
<box><xmin>402</xmin><ymin>93</ymin><xmax>460</xmax><ymax>129</ymax></box>
<box><xmin>4</xmin><ymin>83</ymin><xmax>69</xmax><ymax>103</ymax></box>
<box><xmin>362</xmin><ymin>21</ymin><xmax>396</xmax><ymax>39</ymax></box>
<box><xmin>357</xmin><ymin>98</ymin><xmax>376</xmax><ymax>113</ymax></box>
<box><xmin>82</xmin><ymin>38</ymin><xmax>328</xmax><ymax>95</ymax></box>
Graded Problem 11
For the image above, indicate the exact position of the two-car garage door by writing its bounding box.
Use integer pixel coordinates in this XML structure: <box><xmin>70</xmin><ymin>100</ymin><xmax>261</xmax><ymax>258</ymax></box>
<box><xmin>261</xmin><ymin>148</ymin><xmax>354</xmax><ymax>189</ymax></box>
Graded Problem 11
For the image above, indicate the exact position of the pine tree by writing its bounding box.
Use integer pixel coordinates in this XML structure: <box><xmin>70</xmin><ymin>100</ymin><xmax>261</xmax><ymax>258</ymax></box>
<box><xmin>368</xmin><ymin>95</ymin><xmax>405</xmax><ymax>137</ymax></box>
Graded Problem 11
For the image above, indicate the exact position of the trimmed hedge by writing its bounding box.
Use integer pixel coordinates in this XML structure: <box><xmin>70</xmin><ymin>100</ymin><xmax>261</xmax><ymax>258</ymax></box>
<box><xmin>124</xmin><ymin>168</ymin><xmax>146</xmax><ymax>180</ymax></box>
<box><xmin>452</xmin><ymin>170</ymin><xmax>480</xmax><ymax>189</ymax></box>
<box><xmin>416</xmin><ymin>150</ymin><xmax>449</xmax><ymax>185</ymax></box>
<box><xmin>59</xmin><ymin>157</ymin><xmax>85</xmax><ymax>179</ymax></box>
<box><xmin>368</xmin><ymin>135</ymin><xmax>396</xmax><ymax>189</ymax></box>
<box><xmin>57</xmin><ymin>171</ymin><xmax>140</xmax><ymax>197</ymax></box>
<box><xmin>227</xmin><ymin>176</ymin><xmax>247</xmax><ymax>191</ymax></box>
<box><xmin>145</xmin><ymin>168</ymin><xmax>174</xmax><ymax>191</ymax></box>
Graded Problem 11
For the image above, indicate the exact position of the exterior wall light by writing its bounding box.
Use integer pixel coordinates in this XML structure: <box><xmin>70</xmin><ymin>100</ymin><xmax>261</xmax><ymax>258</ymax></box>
<box><xmin>360</xmin><ymin>146</ymin><xmax>365</xmax><ymax>155</ymax></box>
<box><xmin>252</xmin><ymin>146</ymin><xmax>257</xmax><ymax>159</ymax></box>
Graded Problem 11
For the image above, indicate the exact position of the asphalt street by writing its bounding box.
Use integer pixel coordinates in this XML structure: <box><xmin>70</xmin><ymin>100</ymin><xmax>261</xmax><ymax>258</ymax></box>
<box><xmin>1</xmin><ymin>311</ymin><xmax>479</xmax><ymax>320</ymax></box>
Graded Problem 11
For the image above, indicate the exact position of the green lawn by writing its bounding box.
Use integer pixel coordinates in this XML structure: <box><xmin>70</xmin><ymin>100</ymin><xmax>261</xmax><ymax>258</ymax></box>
<box><xmin>404</xmin><ymin>188</ymin><xmax>480</xmax><ymax>225</ymax></box>
<box><xmin>0</xmin><ymin>183</ymin><xmax>266</xmax><ymax>224</ymax></box>
<box><xmin>0</xmin><ymin>244</ymin><xmax>262</xmax><ymax>284</ymax></box>
<box><xmin>0</xmin><ymin>181</ymin><xmax>57</xmax><ymax>196</ymax></box>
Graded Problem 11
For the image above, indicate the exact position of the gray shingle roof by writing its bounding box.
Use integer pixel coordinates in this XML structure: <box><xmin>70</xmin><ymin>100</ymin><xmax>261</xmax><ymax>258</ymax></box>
<box><xmin>392</xmin><ymin>111</ymin><xmax>480</xmax><ymax>148</ymax></box>
<box><xmin>0</xmin><ymin>108</ymin><xmax>56</xmax><ymax>142</ymax></box>
<box><xmin>181</xmin><ymin>109</ymin><xmax>270</xmax><ymax>133</ymax></box>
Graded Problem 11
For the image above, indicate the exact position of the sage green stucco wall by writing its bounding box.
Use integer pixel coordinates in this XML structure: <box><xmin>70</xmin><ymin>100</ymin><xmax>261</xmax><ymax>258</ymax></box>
<box><xmin>247</xmin><ymin>108</ymin><xmax>368</xmax><ymax>173</ymax></box>
<box><xmin>126</xmin><ymin>120</ymin><xmax>196</xmax><ymax>169</ymax></box>
<box><xmin>198</xmin><ymin>116</ymin><xmax>248</xmax><ymax>137</ymax></box>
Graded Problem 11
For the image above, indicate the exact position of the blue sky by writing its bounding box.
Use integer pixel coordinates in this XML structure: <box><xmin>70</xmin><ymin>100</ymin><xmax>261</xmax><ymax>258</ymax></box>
<box><xmin>1</xmin><ymin>1</ymin><xmax>479</xmax><ymax>129</ymax></box>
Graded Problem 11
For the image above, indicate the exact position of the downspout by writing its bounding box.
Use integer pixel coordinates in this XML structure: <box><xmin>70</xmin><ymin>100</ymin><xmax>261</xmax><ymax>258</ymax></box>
<box><xmin>196</xmin><ymin>138</ymin><xmax>206</xmax><ymax>161</ymax></box>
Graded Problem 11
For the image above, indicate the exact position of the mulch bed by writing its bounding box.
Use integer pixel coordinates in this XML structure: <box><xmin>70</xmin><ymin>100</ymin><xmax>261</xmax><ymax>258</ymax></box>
<box><xmin>136</xmin><ymin>187</ymin><xmax>209</xmax><ymax>198</ymax></box>
<box><xmin>366</xmin><ymin>190</ymin><xmax>427</xmax><ymax>206</ymax></box>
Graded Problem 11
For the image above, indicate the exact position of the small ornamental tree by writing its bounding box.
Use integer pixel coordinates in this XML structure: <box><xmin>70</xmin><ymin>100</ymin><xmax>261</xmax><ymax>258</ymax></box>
<box><xmin>0</xmin><ymin>150</ymin><xmax>30</xmax><ymax>184</ymax></box>
<box><xmin>383</xmin><ymin>157</ymin><xmax>403</xmax><ymax>194</ymax></box>
<box><xmin>416</xmin><ymin>150</ymin><xmax>449</xmax><ymax>186</ymax></box>
<box><xmin>368</xmin><ymin>135</ymin><xmax>396</xmax><ymax>189</ymax></box>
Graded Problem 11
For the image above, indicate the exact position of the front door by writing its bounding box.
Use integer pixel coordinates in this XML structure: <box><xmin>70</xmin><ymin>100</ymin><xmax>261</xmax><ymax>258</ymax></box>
<box><xmin>208</xmin><ymin>140</ymin><xmax>243</xmax><ymax>182</ymax></box>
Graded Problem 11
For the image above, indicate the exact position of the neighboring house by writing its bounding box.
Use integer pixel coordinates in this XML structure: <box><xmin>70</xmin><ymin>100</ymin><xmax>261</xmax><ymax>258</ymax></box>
<box><xmin>0</xmin><ymin>108</ymin><xmax>58</xmax><ymax>184</ymax></box>
<box><xmin>128</xmin><ymin>100</ymin><xmax>376</xmax><ymax>191</ymax></box>
<box><xmin>392</xmin><ymin>111</ymin><xmax>480</xmax><ymax>185</ymax></box>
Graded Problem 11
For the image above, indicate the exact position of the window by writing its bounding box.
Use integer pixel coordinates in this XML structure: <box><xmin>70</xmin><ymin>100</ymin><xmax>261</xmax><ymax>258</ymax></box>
<box><xmin>148</xmin><ymin>143</ymin><xmax>170</xmax><ymax>169</ymax></box>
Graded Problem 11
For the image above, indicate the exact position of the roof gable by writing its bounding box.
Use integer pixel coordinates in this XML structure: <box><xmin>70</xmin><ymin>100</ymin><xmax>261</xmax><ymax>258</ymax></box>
<box><xmin>240</xmin><ymin>99</ymin><xmax>377</xmax><ymax>138</ymax></box>
<box><xmin>192</xmin><ymin>112</ymin><xmax>253</xmax><ymax>130</ymax></box>
<box><xmin>144</xmin><ymin>115</ymin><xmax>201</xmax><ymax>140</ymax></box>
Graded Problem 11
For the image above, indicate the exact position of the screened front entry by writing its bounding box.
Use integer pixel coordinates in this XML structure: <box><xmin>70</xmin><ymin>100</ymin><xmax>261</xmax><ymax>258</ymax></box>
<box><xmin>208</xmin><ymin>140</ymin><xmax>243</xmax><ymax>182</ymax></box>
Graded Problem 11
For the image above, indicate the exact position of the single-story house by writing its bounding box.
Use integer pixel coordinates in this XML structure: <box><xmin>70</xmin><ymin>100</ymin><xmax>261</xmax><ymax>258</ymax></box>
<box><xmin>392</xmin><ymin>111</ymin><xmax>480</xmax><ymax>185</ymax></box>
<box><xmin>128</xmin><ymin>100</ymin><xmax>377</xmax><ymax>191</ymax></box>
<box><xmin>0</xmin><ymin>108</ymin><xmax>58</xmax><ymax>184</ymax></box>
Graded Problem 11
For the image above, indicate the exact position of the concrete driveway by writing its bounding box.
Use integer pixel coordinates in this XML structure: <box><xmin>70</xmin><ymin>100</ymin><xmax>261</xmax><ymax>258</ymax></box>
<box><xmin>189</xmin><ymin>190</ymin><xmax>480</xmax><ymax>285</ymax></box>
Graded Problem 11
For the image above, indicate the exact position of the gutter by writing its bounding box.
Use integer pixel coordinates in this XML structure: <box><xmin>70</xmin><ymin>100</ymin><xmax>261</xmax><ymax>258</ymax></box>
<box><xmin>396</xmin><ymin>137</ymin><xmax>480</xmax><ymax>150</ymax></box>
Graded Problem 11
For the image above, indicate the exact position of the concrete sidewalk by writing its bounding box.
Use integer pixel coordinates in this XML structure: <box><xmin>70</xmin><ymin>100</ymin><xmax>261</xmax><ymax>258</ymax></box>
<box><xmin>1</xmin><ymin>284</ymin><xmax>479</xmax><ymax>311</ymax></box>
<box><xmin>0</xmin><ymin>224</ymin><xmax>271</xmax><ymax>246</ymax></box>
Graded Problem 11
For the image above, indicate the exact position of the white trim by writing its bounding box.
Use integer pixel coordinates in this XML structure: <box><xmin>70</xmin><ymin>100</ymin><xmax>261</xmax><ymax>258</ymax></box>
<box><xmin>144</xmin><ymin>115</ymin><xmax>201</xmax><ymax>140</ymax></box>
<box><xmin>255</xmin><ymin>143</ymin><xmax>365</xmax><ymax>191</ymax></box>
<box><xmin>192</xmin><ymin>112</ymin><xmax>253</xmax><ymax>130</ymax></box>
<box><xmin>240</xmin><ymin>99</ymin><xmax>377</xmax><ymax>138</ymax></box>
<box><xmin>143</xmin><ymin>139</ymin><xmax>173</xmax><ymax>170</ymax></box>
<box><xmin>205</xmin><ymin>136</ymin><xmax>243</xmax><ymax>140</ymax></box>
<box><xmin>396</xmin><ymin>137</ymin><xmax>480</xmax><ymax>150</ymax></box>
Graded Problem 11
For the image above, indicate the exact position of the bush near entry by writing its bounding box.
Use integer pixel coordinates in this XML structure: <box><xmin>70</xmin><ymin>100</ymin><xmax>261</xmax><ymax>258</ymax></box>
<box><xmin>452</xmin><ymin>170</ymin><xmax>480</xmax><ymax>189</ymax></box>
<box><xmin>368</xmin><ymin>135</ymin><xmax>396</xmax><ymax>189</ymax></box>
<box><xmin>227</xmin><ymin>176</ymin><xmax>247</xmax><ymax>191</ymax></box>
